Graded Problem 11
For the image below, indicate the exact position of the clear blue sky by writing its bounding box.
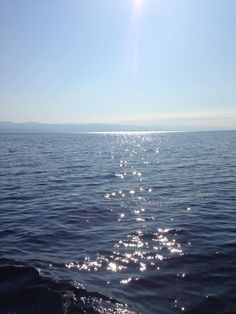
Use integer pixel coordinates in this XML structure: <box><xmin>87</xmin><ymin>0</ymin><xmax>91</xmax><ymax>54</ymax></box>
<box><xmin>0</xmin><ymin>0</ymin><xmax>236</xmax><ymax>129</ymax></box>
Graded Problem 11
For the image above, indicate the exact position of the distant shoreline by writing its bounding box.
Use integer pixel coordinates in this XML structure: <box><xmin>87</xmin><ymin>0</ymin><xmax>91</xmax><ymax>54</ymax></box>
<box><xmin>0</xmin><ymin>122</ymin><xmax>235</xmax><ymax>133</ymax></box>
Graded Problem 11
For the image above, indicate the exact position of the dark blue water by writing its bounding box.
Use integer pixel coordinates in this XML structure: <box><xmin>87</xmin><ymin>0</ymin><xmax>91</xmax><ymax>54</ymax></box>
<box><xmin>0</xmin><ymin>131</ymin><xmax>236</xmax><ymax>314</ymax></box>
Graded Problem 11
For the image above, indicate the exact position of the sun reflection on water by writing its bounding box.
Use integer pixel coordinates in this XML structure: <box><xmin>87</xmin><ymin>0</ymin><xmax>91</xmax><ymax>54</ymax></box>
<box><xmin>64</xmin><ymin>134</ymin><xmax>191</xmax><ymax>313</ymax></box>
<box><xmin>65</xmin><ymin>226</ymin><xmax>184</xmax><ymax>278</ymax></box>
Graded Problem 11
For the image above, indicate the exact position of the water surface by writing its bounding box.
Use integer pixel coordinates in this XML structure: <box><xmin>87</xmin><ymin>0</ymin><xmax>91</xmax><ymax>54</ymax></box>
<box><xmin>0</xmin><ymin>131</ymin><xmax>235</xmax><ymax>313</ymax></box>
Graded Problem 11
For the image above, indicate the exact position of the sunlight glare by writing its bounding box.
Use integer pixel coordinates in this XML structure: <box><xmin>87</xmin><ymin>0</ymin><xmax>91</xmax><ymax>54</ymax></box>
<box><xmin>134</xmin><ymin>0</ymin><xmax>144</xmax><ymax>12</ymax></box>
<box><xmin>133</xmin><ymin>0</ymin><xmax>144</xmax><ymax>16</ymax></box>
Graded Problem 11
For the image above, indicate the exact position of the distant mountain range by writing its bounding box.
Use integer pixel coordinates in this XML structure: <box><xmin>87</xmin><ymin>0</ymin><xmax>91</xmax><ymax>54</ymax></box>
<box><xmin>0</xmin><ymin>121</ymin><xmax>166</xmax><ymax>133</ymax></box>
<box><xmin>0</xmin><ymin>121</ymin><xmax>234</xmax><ymax>133</ymax></box>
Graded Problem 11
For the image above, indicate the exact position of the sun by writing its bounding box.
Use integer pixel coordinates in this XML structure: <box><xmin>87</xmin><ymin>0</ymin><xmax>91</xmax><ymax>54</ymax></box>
<box><xmin>133</xmin><ymin>0</ymin><xmax>144</xmax><ymax>15</ymax></box>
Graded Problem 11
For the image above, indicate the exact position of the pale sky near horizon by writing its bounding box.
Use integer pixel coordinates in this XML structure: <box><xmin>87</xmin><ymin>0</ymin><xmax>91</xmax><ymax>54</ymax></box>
<box><xmin>0</xmin><ymin>0</ymin><xmax>236</xmax><ymax>129</ymax></box>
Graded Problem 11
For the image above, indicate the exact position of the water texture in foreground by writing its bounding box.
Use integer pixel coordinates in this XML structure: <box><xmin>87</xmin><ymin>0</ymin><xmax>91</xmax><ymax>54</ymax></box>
<box><xmin>0</xmin><ymin>131</ymin><xmax>235</xmax><ymax>313</ymax></box>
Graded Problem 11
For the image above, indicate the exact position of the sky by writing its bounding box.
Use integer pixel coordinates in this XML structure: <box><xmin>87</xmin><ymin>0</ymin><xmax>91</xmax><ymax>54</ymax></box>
<box><xmin>0</xmin><ymin>0</ymin><xmax>236</xmax><ymax>129</ymax></box>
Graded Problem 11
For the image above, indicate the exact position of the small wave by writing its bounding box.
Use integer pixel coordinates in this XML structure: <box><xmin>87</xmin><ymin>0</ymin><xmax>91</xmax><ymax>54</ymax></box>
<box><xmin>0</xmin><ymin>263</ymin><xmax>135</xmax><ymax>314</ymax></box>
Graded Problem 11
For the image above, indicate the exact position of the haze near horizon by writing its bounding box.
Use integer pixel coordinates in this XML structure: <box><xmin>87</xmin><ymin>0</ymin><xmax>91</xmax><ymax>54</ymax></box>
<box><xmin>0</xmin><ymin>0</ymin><xmax>236</xmax><ymax>130</ymax></box>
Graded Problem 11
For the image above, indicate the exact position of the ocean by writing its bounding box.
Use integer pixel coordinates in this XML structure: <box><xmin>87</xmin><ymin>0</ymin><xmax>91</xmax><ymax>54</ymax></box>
<box><xmin>0</xmin><ymin>131</ymin><xmax>235</xmax><ymax>314</ymax></box>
